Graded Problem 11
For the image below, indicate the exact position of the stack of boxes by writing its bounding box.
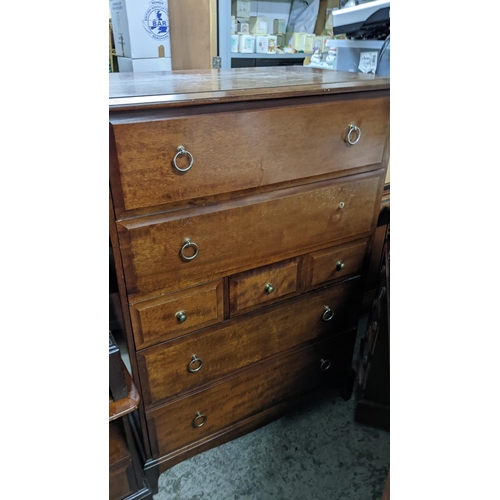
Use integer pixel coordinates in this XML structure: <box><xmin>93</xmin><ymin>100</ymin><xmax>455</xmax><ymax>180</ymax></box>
<box><xmin>109</xmin><ymin>0</ymin><xmax>172</xmax><ymax>72</ymax></box>
<box><xmin>230</xmin><ymin>0</ymin><xmax>288</xmax><ymax>55</ymax></box>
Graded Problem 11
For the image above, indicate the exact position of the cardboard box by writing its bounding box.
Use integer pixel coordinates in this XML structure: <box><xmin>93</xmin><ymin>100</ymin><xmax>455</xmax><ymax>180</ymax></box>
<box><xmin>231</xmin><ymin>0</ymin><xmax>251</xmax><ymax>19</ymax></box>
<box><xmin>313</xmin><ymin>35</ymin><xmax>331</xmax><ymax>53</ymax></box>
<box><xmin>231</xmin><ymin>34</ymin><xmax>239</xmax><ymax>53</ymax></box>
<box><xmin>238</xmin><ymin>34</ymin><xmax>255</xmax><ymax>53</ymax></box>
<box><xmin>267</xmin><ymin>35</ymin><xmax>277</xmax><ymax>54</ymax></box>
<box><xmin>255</xmin><ymin>36</ymin><xmax>269</xmax><ymax>54</ymax></box>
<box><xmin>109</xmin><ymin>0</ymin><xmax>171</xmax><ymax>59</ymax></box>
<box><xmin>249</xmin><ymin>17</ymin><xmax>268</xmax><ymax>35</ymax></box>
<box><xmin>304</xmin><ymin>34</ymin><xmax>316</xmax><ymax>53</ymax></box>
<box><xmin>273</xmin><ymin>19</ymin><xmax>286</xmax><ymax>34</ymax></box>
<box><xmin>117</xmin><ymin>56</ymin><xmax>172</xmax><ymax>72</ymax></box>
<box><xmin>237</xmin><ymin>19</ymin><xmax>250</xmax><ymax>33</ymax></box>
<box><xmin>288</xmin><ymin>32</ymin><xmax>307</xmax><ymax>52</ymax></box>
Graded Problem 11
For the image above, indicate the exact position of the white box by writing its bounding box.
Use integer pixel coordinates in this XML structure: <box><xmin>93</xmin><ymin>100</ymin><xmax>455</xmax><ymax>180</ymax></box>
<box><xmin>231</xmin><ymin>34</ymin><xmax>239</xmax><ymax>53</ymax></box>
<box><xmin>304</xmin><ymin>34</ymin><xmax>316</xmax><ymax>53</ymax></box>
<box><xmin>232</xmin><ymin>0</ymin><xmax>251</xmax><ymax>18</ymax></box>
<box><xmin>249</xmin><ymin>17</ymin><xmax>268</xmax><ymax>35</ymax></box>
<box><xmin>267</xmin><ymin>35</ymin><xmax>277</xmax><ymax>54</ymax></box>
<box><xmin>117</xmin><ymin>56</ymin><xmax>172</xmax><ymax>72</ymax></box>
<box><xmin>289</xmin><ymin>32</ymin><xmax>307</xmax><ymax>52</ymax></box>
<box><xmin>237</xmin><ymin>20</ymin><xmax>249</xmax><ymax>34</ymax></box>
<box><xmin>109</xmin><ymin>0</ymin><xmax>171</xmax><ymax>59</ymax></box>
<box><xmin>238</xmin><ymin>34</ymin><xmax>255</xmax><ymax>53</ymax></box>
<box><xmin>255</xmin><ymin>36</ymin><xmax>269</xmax><ymax>54</ymax></box>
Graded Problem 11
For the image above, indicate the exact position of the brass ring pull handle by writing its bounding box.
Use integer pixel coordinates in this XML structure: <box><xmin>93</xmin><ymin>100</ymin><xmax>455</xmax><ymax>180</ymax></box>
<box><xmin>173</xmin><ymin>145</ymin><xmax>194</xmax><ymax>172</ymax></box>
<box><xmin>187</xmin><ymin>354</ymin><xmax>203</xmax><ymax>373</ymax></box>
<box><xmin>320</xmin><ymin>358</ymin><xmax>331</xmax><ymax>371</ymax></box>
<box><xmin>336</xmin><ymin>260</ymin><xmax>346</xmax><ymax>271</ymax></box>
<box><xmin>176</xmin><ymin>311</ymin><xmax>187</xmax><ymax>323</ymax></box>
<box><xmin>322</xmin><ymin>306</ymin><xmax>334</xmax><ymax>322</ymax></box>
<box><xmin>346</xmin><ymin>124</ymin><xmax>361</xmax><ymax>145</ymax></box>
<box><xmin>265</xmin><ymin>283</ymin><xmax>274</xmax><ymax>294</ymax></box>
<box><xmin>180</xmin><ymin>238</ymin><xmax>199</xmax><ymax>261</ymax></box>
<box><xmin>192</xmin><ymin>411</ymin><xmax>207</xmax><ymax>428</ymax></box>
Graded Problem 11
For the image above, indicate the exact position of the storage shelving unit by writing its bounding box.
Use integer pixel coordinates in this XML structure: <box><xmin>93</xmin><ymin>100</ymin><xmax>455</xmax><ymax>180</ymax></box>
<box><xmin>218</xmin><ymin>0</ymin><xmax>306</xmax><ymax>69</ymax></box>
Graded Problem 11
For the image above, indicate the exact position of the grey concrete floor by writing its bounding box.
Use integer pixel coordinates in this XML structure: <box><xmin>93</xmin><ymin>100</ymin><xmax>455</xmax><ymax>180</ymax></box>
<box><xmin>152</xmin><ymin>316</ymin><xmax>390</xmax><ymax>500</ymax></box>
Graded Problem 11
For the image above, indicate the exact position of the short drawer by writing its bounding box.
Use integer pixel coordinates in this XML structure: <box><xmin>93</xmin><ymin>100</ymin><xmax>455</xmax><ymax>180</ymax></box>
<box><xmin>137</xmin><ymin>278</ymin><xmax>362</xmax><ymax>407</ymax></box>
<box><xmin>110</xmin><ymin>95</ymin><xmax>389</xmax><ymax>215</ymax></box>
<box><xmin>130</xmin><ymin>280</ymin><xmax>224</xmax><ymax>350</ymax></box>
<box><xmin>305</xmin><ymin>238</ymin><xmax>369</xmax><ymax>291</ymax></box>
<box><xmin>229</xmin><ymin>257</ymin><xmax>303</xmax><ymax>316</ymax></box>
<box><xmin>117</xmin><ymin>171</ymin><xmax>382</xmax><ymax>301</ymax></box>
<box><xmin>146</xmin><ymin>330</ymin><xmax>356</xmax><ymax>458</ymax></box>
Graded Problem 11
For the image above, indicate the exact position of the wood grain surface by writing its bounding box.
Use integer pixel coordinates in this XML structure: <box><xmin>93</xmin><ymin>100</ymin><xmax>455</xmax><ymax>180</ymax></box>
<box><xmin>110</xmin><ymin>94</ymin><xmax>389</xmax><ymax>213</ymax></box>
<box><xmin>109</xmin><ymin>67</ymin><xmax>390</xmax><ymax>110</ymax></box>
<box><xmin>146</xmin><ymin>330</ymin><xmax>356</xmax><ymax>457</ymax></box>
<box><xmin>137</xmin><ymin>278</ymin><xmax>363</xmax><ymax>407</ymax></box>
<box><xmin>117</xmin><ymin>170</ymin><xmax>384</xmax><ymax>301</ymax></box>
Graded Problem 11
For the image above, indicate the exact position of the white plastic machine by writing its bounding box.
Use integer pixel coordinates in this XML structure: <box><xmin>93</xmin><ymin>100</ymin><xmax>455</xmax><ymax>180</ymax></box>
<box><xmin>332</xmin><ymin>0</ymin><xmax>390</xmax><ymax>39</ymax></box>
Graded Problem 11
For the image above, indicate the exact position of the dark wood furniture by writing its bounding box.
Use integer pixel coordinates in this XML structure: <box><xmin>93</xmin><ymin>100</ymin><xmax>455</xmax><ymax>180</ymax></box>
<box><xmin>355</xmin><ymin>214</ymin><xmax>390</xmax><ymax>430</ymax></box>
<box><xmin>109</xmin><ymin>67</ymin><xmax>390</xmax><ymax>492</ymax></box>
<box><xmin>109</xmin><ymin>358</ymin><xmax>153</xmax><ymax>500</ymax></box>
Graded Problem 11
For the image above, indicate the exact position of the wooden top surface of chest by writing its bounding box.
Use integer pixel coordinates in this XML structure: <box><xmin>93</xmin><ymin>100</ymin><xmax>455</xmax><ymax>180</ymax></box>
<box><xmin>109</xmin><ymin>67</ymin><xmax>390</xmax><ymax>111</ymax></box>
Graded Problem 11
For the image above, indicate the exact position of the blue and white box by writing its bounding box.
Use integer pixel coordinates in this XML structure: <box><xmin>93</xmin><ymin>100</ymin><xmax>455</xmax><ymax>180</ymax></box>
<box><xmin>109</xmin><ymin>0</ymin><xmax>171</xmax><ymax>59</ymax></box>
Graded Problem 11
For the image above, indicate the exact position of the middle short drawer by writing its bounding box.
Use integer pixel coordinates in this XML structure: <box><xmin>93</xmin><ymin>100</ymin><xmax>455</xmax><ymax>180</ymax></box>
<box><xmin>137</xmin><ymin>277</ymin><xmax>362</xmax><ymax>408</ymax></box>
<box><xmin>228</xmin><ymin>257</ymin><xmax>304</xmax><ymax>317</ymax></box>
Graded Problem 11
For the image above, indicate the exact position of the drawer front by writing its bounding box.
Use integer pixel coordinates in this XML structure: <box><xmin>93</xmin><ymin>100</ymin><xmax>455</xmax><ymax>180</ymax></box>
<box><xmin>118</xmin><ymin>171</ymin><xmax>382</xmax><ymax>301</ymax></box>
<box><xmin>137</xmin><ymin>278</ymin><xmax>362</xmax><ymax>407</ymax></box>
<box><xmin>146</xmin><ymin>330</ymin><xmax>356</xmax><ymax>458</ymax></box>
<box><xmin>229</xmin><ymin>257</ymin><xmax>303</xmax><ymax>317</ymax></box>
<box><xmin>305</xmin><ymin>238</ymin><xmax>369</xmax><ymax>291</ymax></box>
<box><xmin>130</xmin><ymin>280</ymin><xmax>224</xmax><ymax>350</ymax></box>
<box><xmin>110</xmin><ymin>96</ymin><xmax>389</xmax><ymax>214</ymax></box>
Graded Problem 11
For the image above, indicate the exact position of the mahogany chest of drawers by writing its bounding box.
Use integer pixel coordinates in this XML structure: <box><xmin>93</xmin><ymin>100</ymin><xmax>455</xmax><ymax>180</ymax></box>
<box><xmin>109</xmin><ymin>67</ymin><xmax>390</xmax><ymax>487</ymax></box>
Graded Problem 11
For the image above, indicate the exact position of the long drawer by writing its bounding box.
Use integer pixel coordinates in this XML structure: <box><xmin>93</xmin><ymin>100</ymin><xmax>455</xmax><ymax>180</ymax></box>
<box><xmin>137</xmin><ymin>278</ymin><xmax>363</xmax><ymax>407</ymax></box>
<box><xmin>118</xmin><ymin>170</ymin><xmax>383</xmax><ymax>301</ymax></box>
<box><xmin>146</xmin><ymin>330</ymin><xmax>356</xmax><ymax>458</ymax></box>
<box><xmin>110</xmin><ymin>95</ymin><xmax>389</xmax><ymax>214</ymax></box>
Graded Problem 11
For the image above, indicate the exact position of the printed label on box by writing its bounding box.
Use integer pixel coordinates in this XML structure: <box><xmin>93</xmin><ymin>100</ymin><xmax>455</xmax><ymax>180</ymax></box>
<box><xmin>256</xmin><ymin>36</ymin><xmax>269</xmax><ymax>53</ymax></box>
<box><xmin>142</xmin><ymin>0</ymin><xmax>170</xmax><ymax>41</ymax></box>
<box><xmin>358</xmin><ymin>51</ymin><xmax>378</xmax><ymax>74</ymax></box>
<box><xmin>109</xmin><ymin>0</ymin><xmax>171</xmax><ymax>58</ymax></box>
